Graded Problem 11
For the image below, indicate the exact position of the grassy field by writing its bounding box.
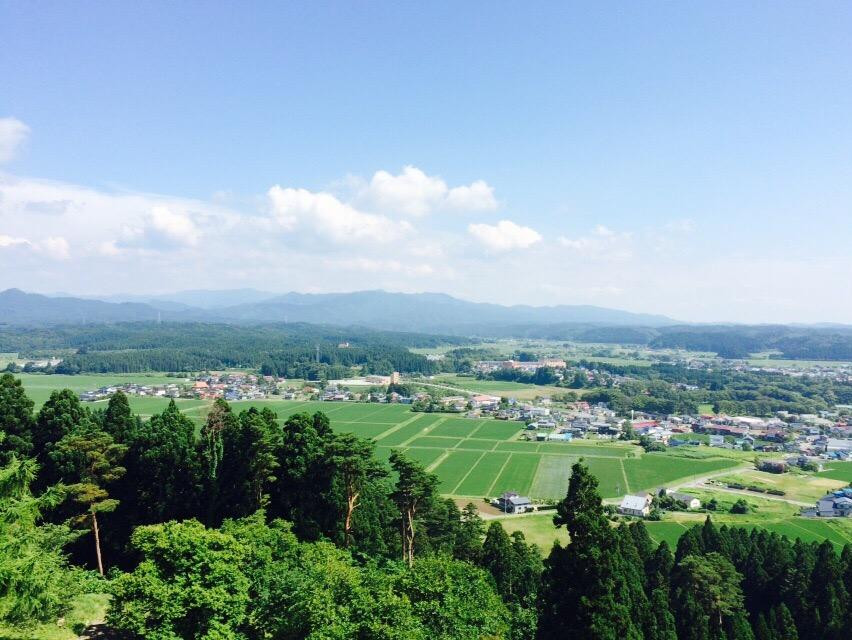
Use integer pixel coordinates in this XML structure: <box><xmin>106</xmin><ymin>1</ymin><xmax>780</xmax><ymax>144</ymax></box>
<box><xmin>14</xmin><ymin>372</ymin><xmax>188</xmax><ymax>407</ymax></box>
<box><xmin>428</xmin><ymin>374</ymin><xmax>569</xmax><ymax>401</ymax></box>
<box><xmin>713</xmin><ymin>468</ymin><xmax>849</xmax><ymax>503</ymax></box>
<box><xmin>818</xmin><ymin>462</ymin><xmax>852</xmax><ymax>484</ymax></box>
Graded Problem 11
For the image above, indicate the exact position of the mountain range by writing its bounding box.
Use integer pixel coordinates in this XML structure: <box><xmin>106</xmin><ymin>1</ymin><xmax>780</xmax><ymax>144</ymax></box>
<box><xmin>0</xmin><ymin>288</ymin><xmax>675</xmax><ymax>332</ymax></box>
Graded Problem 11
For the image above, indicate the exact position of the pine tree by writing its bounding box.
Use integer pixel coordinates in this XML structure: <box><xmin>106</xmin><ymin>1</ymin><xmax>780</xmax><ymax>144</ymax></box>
<box><xmin>269</xmin><ymin>411</ymin><xmax>335</xmax><ymax>540</ymax></box>
<box><xmin>510</xmin><ymin>530</ymin><xmax>543</xmax><ymax>608</ymax></box>
<box><xmin>198</xmin><ymin>399</ymin><xmax>233</xmax><ymax>524</ymax></box>
<box><xmin>117</xmin><ymin>400</ymin><xmax>200</xmax><ymax>526</ymax></box>
<box><xmin>51</xmin><ymin>424</ymin><xmax>127</xmax><ymax>575</ymax></box>
<box><xmin>671</xmin><ymin>553</ymin><xmax>748</xmax><ymax>640</ymax></box>
<box><xmin>538</xmin><ymin>461</ymin><xmax>644</xmax><ymax>640</ymax></box>
<box><xmin>33</xmin><ymin>389</ymin><xmax>90</xmax><ymax>456</ymax></box>
<box><xmin>388</xmin><ymin>450</ymin><xmax>438</xmax><ymax>566</ymax></box>
<box><xmin>455</xmin><ymin>502</ymin><xmax>485</xmax><ymax>564</ymax></box>
<box><xmin>483</xmin><ymin>521</ymin><xmax>514</xmax><ymax>601</ymax></box>
<box><xmin>0</xmin><ymin>373</ymin><xmax>35</xmax><ymax>461</ymax></box>
<box><xmin>328</xmin><ymin>432</ymin><xmax>386</xmax><ymax>548</ymax></box>
<box><xmin>754</xmin><ymin>613</ymin><xmax>774</xmax><ymax>640</ymax></box>
<box><xmin>101</xmin><ymin>390</ymin><xmax>137</xmax><ymax>444</ymax></box>
<box><xmin>630</xmin><ymin>520</ymin><xmax>655</xmax><ymax>564</ymax></box>
<box><xmin>808</xmin><ymin>540</ymin><xmax>848</xmax><ymax>640</ymax></box>
<box><xmin>769</xmin><ymin>604</ymin><xmax>798</xmax><ymax>640</ymax></box>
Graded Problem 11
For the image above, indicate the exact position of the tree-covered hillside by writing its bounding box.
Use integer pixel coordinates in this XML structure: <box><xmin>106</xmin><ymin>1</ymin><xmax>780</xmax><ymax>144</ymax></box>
<box><xmin>0</xmin><ymin>323</ymin><xmax>466</xmax><ymax>376</ymax></box>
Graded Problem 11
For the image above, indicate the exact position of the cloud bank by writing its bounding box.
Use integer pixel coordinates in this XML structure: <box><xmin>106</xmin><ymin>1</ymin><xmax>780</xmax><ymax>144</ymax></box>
<box><xmin>2</xmin><ymin>119</ymin><xmax>850</xmax><ymax>323</ymax></box>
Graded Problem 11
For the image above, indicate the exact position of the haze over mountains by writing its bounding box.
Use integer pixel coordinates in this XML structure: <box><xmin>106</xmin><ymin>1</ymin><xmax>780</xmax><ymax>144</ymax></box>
<box><xmin>0</xmin><ymin>288</ymin><xmax>674</xmax><ymax>331</ymax></box>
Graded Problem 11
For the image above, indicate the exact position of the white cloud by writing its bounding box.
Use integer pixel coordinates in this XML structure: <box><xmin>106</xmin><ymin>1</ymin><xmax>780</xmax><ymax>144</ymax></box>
<box><xmin>0</xmin><ymin>233</ymin><xmax>69</xmax><ymax>260</ymax></box>
<box><xmin>365</xmin><ymin>166</ymin><xmax>448</xmax><ymax>216</ymax></box>
<box><xmin>40</xmin><ymin>236</ymin><xmax>70</xmax><ymax>260</ymax></box>
<box><xmin>0</xmin><ymin>117</ymin><xmax>30</xmax><ymax>163</ymax></box>
<box><xmin>558</xmin><ymin>225</ymin><xmax>633</xmax><ymax>260</ymax></box>
<box><xmin>325</xmin><ymin>257</ymin><xmax>437</xmax><ymax>277</ymax></box>
<box><xmin>98</xmin><ymin>240</ymin><xmax>121</xmax><ymax>256</ymax></box>
<box><xmin>146</xmin><ymin>206</ymin><xmax>201</xmax><ymax>247</ymax></box>
<box><xmin>0</xmin><ymin>234</ymin><xmax>31</xmax><ymax>249</ymax></box>
<box><xmin>468</xmin><ymin>219</ymin><xmax>542</xmax><ymax>251</ymax></box>
<box><xmin>267</xmin><ymin>186</ymin><xmax>408</xmax><ymax>243</ymax></box>
<box><xmin>445</xmin><ymin>180</ymin><xmax>497</xmax><ymax>211</ymax></box>
<box><xmin>359</xmin><ymin>166</ymin><xmax>497</xmax><ymax>216</ymax></box>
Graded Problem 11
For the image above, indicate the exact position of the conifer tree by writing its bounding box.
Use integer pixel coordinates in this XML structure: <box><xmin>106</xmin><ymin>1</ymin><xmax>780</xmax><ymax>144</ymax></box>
<box><xmin>101</xmin><ymin>390</ymin><xmax>137</xmax><ymax>444</ymax></box>
<box><xmin>538</xmin><ymin>461</ymin><xmax>644</xmax><ymax>639</ymax></box>
<box><xmin>769</xmin><ymin>604</ymin><xmax>798</xmax><ymax>640</ymax></box>
<box><xmin>328</xmin><ymin>432</ymin><xmax>385</xmax><ymax>548</ymax></box>
<box><xmin>51</xmin><ymin>424</ymin><xmax>127</xmax><ymax>574</ymax></box>
<box><xmin>0</xmin><ymin>373</ymin><xmax>35</xmax><ymax>461</ymax></box>
<box><xmin>482</xmin><ymin>521</ymin><xmax>514</xmax><ymax>600</ymax></box>
<box><xmin>455</xmin><ymin>502</ymin><xmax>485</xmax><ymax>564</ymax></box>
<box><xmin>388</xmin><ymin>450</ymin><xmax>437</xmax><ymax>566</ymax></box>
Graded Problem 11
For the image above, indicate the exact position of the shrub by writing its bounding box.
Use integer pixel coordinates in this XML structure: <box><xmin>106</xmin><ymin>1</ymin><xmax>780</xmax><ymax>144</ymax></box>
<box><xmin>730</xmin><ymin>499</ymin><xmax>750</xmax><ymax>514</ymax></box>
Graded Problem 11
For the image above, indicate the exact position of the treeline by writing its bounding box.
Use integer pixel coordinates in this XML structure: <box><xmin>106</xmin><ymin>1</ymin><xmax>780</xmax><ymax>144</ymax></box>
<box><xmin>0</xmin><ymin>322</ymin><xmax>458</xmax><ymax>376</ymax></box>
<box><xmin>2</xmin><ymin>372</ymin><xmax>851</xmax><ymax>638</ymax></box>
<box><xmin>648</xmin><ymin>325</ymin><xmax>852</xmax><ymax>360</ymax></box>
<box><xmin>429</xmin><ymin>323</ymin><xmax>852</xmax><ymax>361</ymax></box>
<box><xmin>577</xmin><ymin>361</ymin><xmax>851</xmax><ymax>416</ymax></box>
<box><xmin>0</xmin><ymin>373</ymin><xmax>539</xmax><ymax>636</ymax></box>
<box><xmin>540</xmin><ymin>463</ymin><xmax>852</xmax><ymax>640</ymax></box>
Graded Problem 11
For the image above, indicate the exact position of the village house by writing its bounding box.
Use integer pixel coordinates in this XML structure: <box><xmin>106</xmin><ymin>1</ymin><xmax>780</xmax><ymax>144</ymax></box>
<box><xmin>816</xmin><ymin>490</ymin><xmax>852</xmax><ymax>517</ymax></box>
<box><xmin>667</xmin><ymin>491</ymin><xmax>702</xmax><ymax>510</ymax></box>
<box><xmin>619</xmin><ymin>494</ymin><xmax>653</xmax><ymax>518</ymax></box>
<box><xmin>494</xmin><ymin>491</ymin><xmax>533</xmax><ymax>514</ymax></box>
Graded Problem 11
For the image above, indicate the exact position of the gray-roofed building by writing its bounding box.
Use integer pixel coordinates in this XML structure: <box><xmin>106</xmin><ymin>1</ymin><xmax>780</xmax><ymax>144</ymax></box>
<box><xmin>495</xmin><ymin>491</ymin><xmax>533</xmax><ymax>514</ymax></box>
<box><xmin>619</xmin><ymin>494</ymin><xmax>652</xmax><ymax>518</ymax></box>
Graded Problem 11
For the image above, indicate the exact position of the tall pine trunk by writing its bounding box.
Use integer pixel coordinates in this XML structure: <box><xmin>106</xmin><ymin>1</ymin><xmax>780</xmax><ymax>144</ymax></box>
<box><xmin>92</xmin><ymin>509</ymin><xmax>104</xmax><ymax>576</ymax></box>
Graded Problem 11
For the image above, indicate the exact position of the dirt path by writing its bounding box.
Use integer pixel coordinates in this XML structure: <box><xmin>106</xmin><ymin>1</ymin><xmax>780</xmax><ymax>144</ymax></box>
<box><xmin>670</xmin><ymin>463</ymin><xmax>752</xmax><ymax>491</ymax></box>
<box><xmin>414</xmin><ymin>381</ymin><xmax>474</xmax><ymax>396</ymax></box>
<box><xmin>692</xmin><ymin>483</ymin><xmax>813</xmax><ymax>508</ymax></box>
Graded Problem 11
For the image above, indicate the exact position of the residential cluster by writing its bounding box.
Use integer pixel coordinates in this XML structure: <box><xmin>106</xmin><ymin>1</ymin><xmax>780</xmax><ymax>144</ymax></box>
<box><xmin>79</xmin><ymin>373</ymin><xmax>286</xmax><ymax>402</ymax></box>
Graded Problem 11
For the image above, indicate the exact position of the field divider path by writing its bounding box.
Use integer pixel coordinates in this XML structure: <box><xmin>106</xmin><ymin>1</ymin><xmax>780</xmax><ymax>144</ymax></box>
<box><xmin>450</xmin><ymin>451</ymin><xmax>489</xmax><ymax>494</ymax></box>
<box><xmin>486</xmin><ymin>453</ymin><xmax>515</xmax><ymax>497</ymax></box>
<box><xmin>426</xmin><ymin>450</ymin><xmax>451</xmax><ymax>473</ymax></box>
<box><xmin>373</xmin><ymin>413</ymin><xmax>427</xmax><ymax>442</ymax></box>
<box><xmin>619</xmin><ymin>459</ymin><xmax>631</xmax><ymax>495</ymax></box>
<box><xmin>398</xmin><ymin>415</ymin><xmax>450</xmax><ymax>447</ymax></box>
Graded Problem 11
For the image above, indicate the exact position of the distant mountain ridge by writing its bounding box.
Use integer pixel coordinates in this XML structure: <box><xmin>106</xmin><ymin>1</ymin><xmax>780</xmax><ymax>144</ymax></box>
<box><xmin>0</xmin><ymin>288</ymin><xmax>675</xmax><ymax>330</ymax></box>
<box><xmin>219</xmin><ymin>290</ymin><xmax>675</xmax><ymax>331</ymax></box>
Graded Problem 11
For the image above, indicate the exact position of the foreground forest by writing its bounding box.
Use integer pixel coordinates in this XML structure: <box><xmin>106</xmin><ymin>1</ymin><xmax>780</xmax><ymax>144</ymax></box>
<box><xmin>1</xmin><ymin>372</ymin><xmax>851</xmax><ymax>639</ymax></box>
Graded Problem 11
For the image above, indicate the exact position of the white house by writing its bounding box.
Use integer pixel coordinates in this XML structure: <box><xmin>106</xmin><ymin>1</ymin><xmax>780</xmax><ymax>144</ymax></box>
<box><xmin>668</xmin><ymin>491</ymin><xmax>702</xmax><ymax>510</ymax></box>
<box><xmin>619</xmin><ymin>494</ymin><xmax>652</xmax><ymax>518</ymax></box>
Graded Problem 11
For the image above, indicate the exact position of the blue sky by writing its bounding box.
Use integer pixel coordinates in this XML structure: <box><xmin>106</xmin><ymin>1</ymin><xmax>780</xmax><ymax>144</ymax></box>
<box><xmin>1</xmin><ymin>2</ymin><xmax>851</xmax><ymax>322</ymax></box>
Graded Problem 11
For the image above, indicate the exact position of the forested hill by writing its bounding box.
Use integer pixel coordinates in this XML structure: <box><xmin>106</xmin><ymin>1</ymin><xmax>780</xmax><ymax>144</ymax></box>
<box><xmin>0</xmin><ymin>323</ymin><xmax>465</xmax><ymax>376</ymax></box>
<box><xmin>4</xmin><ymin>289</ymin><xmax>852</xmax><ymax>360</ymax></box>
